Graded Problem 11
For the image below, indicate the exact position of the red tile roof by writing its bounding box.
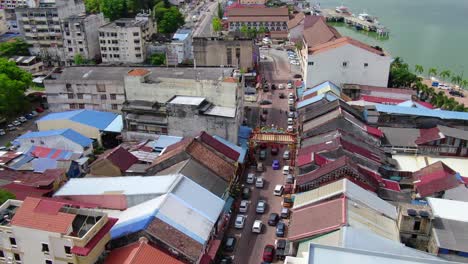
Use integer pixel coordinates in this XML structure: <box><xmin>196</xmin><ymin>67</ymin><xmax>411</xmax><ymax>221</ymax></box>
<box><xmin>0</xmin><ymin>168</ymin><xmax>65</xmax><ymax>188</ymax></box>
<box><xmin>11</xmin><ymin>197</ymin><xmax>75</xmax><ymax>234</ymax></box>
<box><xmin>288</xmin><ymin>198</ymin><xmax>346</xmax><ymax>241</ymax></box>
<box><xmin>1</xmin><ymin>183</ymin><xmax>52</xmax><ymax>200</ymax></box>
<box><xmin>415</xmin><ymin>127</ymin><xmax>442</xmax><ymax>145</ymax></box>
<box><xmin>199</xmin><ymin>132</ymin><xmax>240</xmax><ymax>162</ymax></box>
<box><xmin>296</xmin><ymin>156</ymin><xmax>350</xmax><ymax>186</ymax></box>
<box><xmin>98</xmin><ymin>146</ymin><xmax>138</xmax><ymax>172</ymax></box>
<box><xmin>365</xmin><ymin>125</ymin><xmax>384</xmax><ymax>138</ymax></box>
<box><xmin>287</xmin><ymin>12</ymin><xmax>305</xmax><ymax>29</ymax></box>
<box><xmin>72</xmin><ymin>218</ymin><xmax>117</xmax><ymax>256</ymax></box>
<box><xmin>303</xmin><ymin>16</ymin><xmax>341</xmax><ymax>48</ymax></box>
<box><xmin>186</xmin><ymin>141</ymin><xmax>235</xmax><ymax>181</ymax></box>
<box><xmin>309</xmin><ymin>37</ymin><xmax>386</xmax><ymax>56</ymax></box>
<box><xmin>297</xmin><ymin>152</ymin><xmax>314</xmax><ymax>167</ymax></box>
<box><xmin>105</xmin><ymin>238</ymin><xmax>184</xmax><ymax>264</ymax></box>
<box><xmin>413</xmin><ymin>161</ymin><xmax>461</xmax><ymax>197</ymax></box>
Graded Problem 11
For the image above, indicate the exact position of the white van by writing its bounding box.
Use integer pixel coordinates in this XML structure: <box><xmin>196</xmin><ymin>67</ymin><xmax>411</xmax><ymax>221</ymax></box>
<box><xmin>288</xmin><ymin>93</ymin><xmax>294</xmax><ymax>99</ymax></box>
<box><xmin>274</xmin><ymin>184</ymin><xmax>284</xmax><ymax>196</ymax></box>
<box><xmin>252</xmin><ymin>220</ymin><xmax>264</xmax><ymax>233</ymax></box>
<box><xmin>282</xmin><ymin>166</ymin><xmax>290</xmax><ymax>175</ymax></box>
<box><xmin>287</xmin><ymin>118</ymin><xmax>293</xmax><ymax>125</ymax></box>
<box><xmin>288</xmin><ymin>98</ymin><xmax>294</xmax><ymax>105</ymax></box>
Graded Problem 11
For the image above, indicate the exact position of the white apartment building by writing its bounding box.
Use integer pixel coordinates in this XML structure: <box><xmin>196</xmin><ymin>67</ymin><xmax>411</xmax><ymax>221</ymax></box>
<box><xmin>62</xmin><ymin>13</ymin><xmax>106</xmax><ymax>65</ymax></box>
<box><xmin>0</xmin><ymin>9</ymin><xmax>8</xmax><ymax>35</ymax></box>
<box><xmin>15</xmin><ymin>0</ymin><xmax>86</xmax><ymax>65</ymax></box>
<box><xmin>0</xmin><ymin>198</ymin><xmax>114</xmax><ymax>264</ymax></box>
<box><xmin>98</xmin><ymin>13</ymin><xmax>155</xmax><ymax>64</ymax></box>
<box><xmin>0</xmin><ymin>0</ymin><xmax>30</xmax><ymax>9</ymax></box>
<box><xmin>304</xmin><ymin>37</ymin><xmax>392</xmax><ymax>88</ymax></box>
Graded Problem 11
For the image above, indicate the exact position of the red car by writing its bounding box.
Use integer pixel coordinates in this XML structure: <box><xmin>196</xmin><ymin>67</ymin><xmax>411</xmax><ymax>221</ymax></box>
<box><xmin>263</xmin><ymin>244</ymin><xmax>275</xmax><ymax>262</ymax></box>
<box><xmin>271</xmin><ymin>147</ymin><xmax>279</xmax><ymax>155</ymax></box>
<box><xmin>35</xmin><ymin>107</ymin><xmax>44</xmax><ymax>113</ymax></box>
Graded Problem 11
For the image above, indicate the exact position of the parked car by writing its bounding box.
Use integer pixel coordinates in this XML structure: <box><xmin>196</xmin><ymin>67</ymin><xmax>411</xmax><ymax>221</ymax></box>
<box><xmin>0</xmin><ymin>146</ymin><xmax>6</xmax><ymax>151</ymax></box>
<box><xmin>0</xmin><ymin>129</ymin><xmax>5</xmax><ymax>136</ymax></box>
<box><xmin>271</xmin><ymin>147</ymin><xmax>279</xmax><ymax>155</ymax></box>
<box><xmin>239</xmin><ymin>200</ymin><xmax>249</xmax><ymax>213</ymax></box>
<box><xmin>279</xmin><ymin>83</ymin><xmax>285</xmax><ymax>89</ymax></box>
<box><xmin>259</xmin><ymin>99</ymin><xmax>272</xmax><ymax>105</ymax></box>
<box><xmin>247</xmin><ymin>173</ymin><xmax>255</xmax><ymax>184</ymax></box>
<box><xmin>252</xmin><ymin>220</ymin><xmax>264</xmax><ymax>233</ymax></box>
<box><xmin>260</xmin><ymin>114</ymin><xmax>267</xmax><ymax>122</ymax></box>
<box><xmin>286</xmin><ymin>174</ymin><xmax>294</xmax><ymax>184</ymax></box>
<box><xmin>242</xmin><ymin>187</ymin><xmax>251</xmax><ymax>199</ymax></box>
<box><xmin>287</xmin><ymin>83</ymin><xmax>293</xmax><ymax>89</ymax></box>
<box><xmin>272</xmin><ymin>160</ymin><xmax>280</xmax><ymax>170</ymax></box>
<box><xmin>293</xmin><ymin>74</ymin><xmax>302</xmax><ymax>78</ymax></box>
<box><xmin>30</xmin><ymin>111</ymin><xmax>38</xmax><ymax>116</ymax></box>
<box><xmin>263</xmin><ymin>245</ymin><xmax>275</xmax><ymax>262</ymax></box>
<box><xmin>283</xmin><ymin>150</ymin><xmax>290</xmax><ymax>160</ymax></box>
<box><xmin>234</xmin><ymin>214</ymin><xmax>246</xmax><ymax>229</ymax></box>
<box><xmin>276</xmin><ymin>222</ymin><xmax>286</xmax><ymax>237</ymax></box>
<box><xmin>6</xmin><ymin>124</ymin><xmax>17</xmax><ymax>131</ymax></box>
<box><xmin>224</xmin><ymin>236</ymin><xmax>237</xmax><ymax>252</ymax></box>
<box><xmin>450</xmin><ymin>90</ymin><xmax>465</xmax><ymax>97</ymax></box>
<box><xmin>259</xmin><ymin>149</ymin><xmax>267</xmax><ymax>160</ymax></box>
<box><xmin>18</xmin><ymin>116</ymin><xmax>27</xmax><ymax>123</ymax></box>
<box><xmin>280</xmin><ymin>207</ymin><xmax>290</xmax><ymax>218</ymax></box>
<box><xmin>268</xmin><ymin>213</ymin><xmax>279</xmax><ymax>226</ymax></box>
<box><xmin>219</xmin><ymin>256</ymin><xmax>233</xmax><ymax>264</ymax></box>
<box><xmin>282</xmin><ymin>194</ymin><xmax>294</xmax><ymax>208</ymax></box>
<box><xmin>255</xmin><ymin>177</ymin><xmax>264</xmax><ymax>188</ymax></box>
<box><xmin>271</xmin><ymin>84</ymin><xmax>276</xmax><ymax>90</ymax></box>
<box><xmin>288</xmin><ymin>98</ymin><xmax>294</xmax><ymax>105</ymax></box>
<box><xmin>288</xmin><ymin>111</ymin><xmax>296</xmax><ymax>118</ymax></box>
<box><xmin>12</xmin><ymin>121</ymin><xmax>21</xmax><ymax>126</ymax></box>
<box><xmin>287</xmin><ymin>125</ymin><xmax>294</xmax><ymax>132</ymax></box>
<box><xmin>256</xmin><ymin>200</ymin><xmax>267</xmax><ymax>214</ymax></box>
<box><xmin>25</xmin><ymin>114</ymin><xmax>33</xmax><ymax>120</ymax></box>
<box><xmin>287</xmin><ymin>118</ymin><xmax>293</xmax><ymax>125</ymax></box>
<box><xmin>274</xmin><ymin>185</ymin><xmax>284</xmax><ymax>196</ymax></box>
<box><xmin>279</xmin><ymin>92</ymin><xmax>286</xmax><ymax>99</ymax></box>
<box><xmin>289</xmin><ymin>105</ymin><xmax>296</xmax><ymax>112</ymax></box>
<box><xmin>282</xmin><ymin>165</ymin><xmax>290</xmax><ymax>175</ymax></box>
<box><xmin>256</xmin><ymin>162</ymin><xmax>264</xmax><ymax>172</ymax></box>
<box><xmin>35</xmin><ymin>107</ymin><xmax>44</xmax><ymax>113</ymax></box>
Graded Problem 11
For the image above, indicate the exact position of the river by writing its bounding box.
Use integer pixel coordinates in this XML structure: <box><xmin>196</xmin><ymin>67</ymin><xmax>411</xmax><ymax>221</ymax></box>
<box><xmin>312</xmin><ymin>0</ymin><xmax>468</xmax><ymax>79</ymax></box>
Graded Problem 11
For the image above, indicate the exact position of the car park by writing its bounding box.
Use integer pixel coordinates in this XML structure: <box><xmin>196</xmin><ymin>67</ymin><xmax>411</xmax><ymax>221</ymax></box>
<box><xmin>255</xmin><ymin>177</ymin><xmax>264</xmax><ymax>188</ymax></box>
<box><xmin>256</xmin><ymin>200</ymin><xmax>267</xmax><ymax>213</ymax></box>
<box><xmin>280</xmin><ymin>207</ymin><xmax>290</xmax><ymax>219</ymax></box>
<box><xmin>283</xmin><ymin>150</ymin><xmax>290</xmax><ymax>160</ymax></box>
<box><xmin>272</xmin><ymin>160</ymin><xmax>280</xmax><ymax>170</ymax></box>
<box><xmin>252</xmin><ymin>220</ymin><xmax>264</xmax><ymax>233</ymax></box>
<box><xmin>259</xmin><ymin>149</ymin><xmax>267</xmax><ymax>160</ymax></box>
<box><xmin>246</xmin><ymin>173</ymin><xmax>255</xmax><ymax>184</ymax></box>
<box><xmin>276</xmin><ymin>222</ymin><xmax>286</xmax><ymax>237</ymax></box>
<box><xmin>263</xmin><ymin>245</ymin><xmax>275</xmax><ymax>262</ymax></box>
<box><xmin>224</xmin><ymin>236</ymin><xmax>237</xmax><ymax>252</ymax></box>
<box><xmin>274</xmin><ymin>185</ymin><xmax>284</xmax><ymax>196</ymax></box>
<box><xmin>239</xmin><ymin>200</ymin><xmax>249</xmax><ymax>213</ymax></box>
<box><xmin>268</xmin><ymin>213</ymin><xmax>279</xmax><ymax>226</ymax></box>
<box><xmin>242</xmin><ymin>187</ymin><xmax>251</xmax><ymax>199</ymax></box>
<box><xmin>256</xmin><ymin>162</ymin><xmax>264</xmax><ymax>172</ymax></box>
<box><xmin>234</xmin><ymin>214</ymin><xmax>246</xmax><ymax>229</ymax></box>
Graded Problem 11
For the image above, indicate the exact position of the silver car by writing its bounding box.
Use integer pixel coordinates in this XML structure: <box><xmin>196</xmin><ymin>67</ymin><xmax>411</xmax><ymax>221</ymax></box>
<box><xmin>256</xmin><ymin>200</ymin><xmax>267</xmax><ymax>214</ymax></box>
<box><xmin>235</xmin><ymin>214</ymin><xmax>246</xmax><ymax>229</ymax></box>
<box><xmin>239</xmin><ymin>200</ymin><xmax>249</xmax><ymax>213</ymax></box>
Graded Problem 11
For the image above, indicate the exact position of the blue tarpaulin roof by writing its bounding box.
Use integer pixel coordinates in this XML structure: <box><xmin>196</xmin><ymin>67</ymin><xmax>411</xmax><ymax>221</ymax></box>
<box><xmin>238</xmin><ymin>126</ymin><xmax>252</xmax><ymax>149</ymax></box>
<box><xmin>373</xmin><ymin>104</ymin><xmax>468</xmax><ymax>121</ymax></box>
<box><xmin>38</xmin><ymin>110</ymin><xmax>120</xmax><ymax>130</ymax></box>
<box><xmin>16</xmin><ymin>129</ymin><xmax>92</xmax><ymax>147</ymax></box>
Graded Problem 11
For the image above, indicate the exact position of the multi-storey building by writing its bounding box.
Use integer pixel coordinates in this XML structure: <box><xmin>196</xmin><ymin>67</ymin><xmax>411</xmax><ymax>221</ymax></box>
<box><xmin>10</xmin><ymin>55</ymin><xmax>46</xmax><ymax>75</ymax></box>
<box><xmin>226</xmin><ymin>7</ymin><xmax>289</xmax><ymax>39</ymax></box>
<box><xmin>0</xmin><ymin>9</ymin><xmax>8</xmax><ymax>35</ymax></box>
<box><xmin>0</xmin><ymin>197</ymin><xmax>116</xmax><ymax>264</ymax></box>
<box><xmin>62</xmin><ymin>13</ymin><xmax>105</xmax><ymax>65</ymax></box>
<box><xmin>15</xmin><ymin>0</ymin><xmax>86</xmax><ymax>65</ymax></box>
<box><xmin>166</xmin><ymin>28</ymin><xmax>192</xmax><ymax>65</ymax></box>
<box><xmin>0</xmin><ymin>0</ymin><xmax>28</xmax><ymax>9</ymax></box>
<box><xmin>98</xmin><ymin>13</ymin><xmax>155</xmax><ymax>64</ymax></box>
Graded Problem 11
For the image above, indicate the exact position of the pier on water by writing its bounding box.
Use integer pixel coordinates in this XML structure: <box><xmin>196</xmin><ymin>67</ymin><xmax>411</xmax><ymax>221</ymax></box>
<box><xmin>319</xmin><ymin>9</ymin><xmax>389</xmax><ymax>37</ymax></box>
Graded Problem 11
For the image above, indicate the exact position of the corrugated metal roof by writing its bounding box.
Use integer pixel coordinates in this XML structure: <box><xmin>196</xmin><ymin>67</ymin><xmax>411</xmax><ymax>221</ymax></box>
<box><xmin>200</xmin><ymin>132</ymin><xmax>240</xmax><ymax>162</ymax></box>
<box><xmin>427</xmin><ymin>197</ymin><xmax>468</xmax><ymax>222</ymax></box>
<box><xmin>16</xmin><ymin>129</ymin><xmax>92</xmax><ymax>147</ymax></box>
<box><xmin>103</xmin><ymin>115</ymin><xmax>123</xmax><ymax>132</ymax></box>
<box><xmin>213</xmin><ymin>135</ymin><xmax>246</xmax><ymax>163</ymax></box>
<box><xmin>54</xmin><ymin>175</ymin><xmax>181</xmax><ymax>196</ymax></box>
<box><xmin>432</xmin><ymin>217</ymin><xmax>468</xmax><ymax>253</ymax></box>
<box><xmin>152</xmin><ymin>135</ymin><xmax>183</xmax><ymax>151</ymax></box>
<box><xmin>374</xmin><ymin>104</ymin><xmax>468</xmax><ymax>121</ymax></box>
<box><xmin>297</xmin><ymin>93</ymin><xmax>339</xmax><ymax>109</ymax></box>
<box><xmin>105</xmin><ymin>239</ymin><xmax>184</xmax><ymax>264</ymax></box>
<box><xmin>32</xmin><ymin>158</ymin><xmax>58</xmax><ymax>173</ymax></box>
<box><xmin>303</xmin><ymin>81</ymin><xmax>341</xmax><ymax>97</ymax></box>
<box><xmin>251</xmin><ymin>133</ymin><xmax>295</xmax><ymax>144</ymax></box>
<box><xmin>38</xmin><ymin>110</ymin><xmax>120</xmax><ymax>130</ymax></box>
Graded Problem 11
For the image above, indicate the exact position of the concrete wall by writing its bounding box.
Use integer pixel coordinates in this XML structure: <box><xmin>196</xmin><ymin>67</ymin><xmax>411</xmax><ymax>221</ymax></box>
<box><xmin>0</xmin><ymin>9</ymin><xmax>8</xmax><ymax>35</ymax></box>
<box><xmin>37</xmin><ymin>119</ymin><xmax>101</xmax><ymax>143</ymax></box>
<box><xmin>16</xmin><ymin>134</ymin><xmax>92</xmax><ymax>154</ymax></box>
<box><xmin>193</xmin><ymin>38</ymin><xmax>256</xmax><ymax>71</ymax></box>
<box><xmin>125</xmin><ymin>76</ymin><xmax>238</xmax><ymax>108</ymax></box>
<box><xmin>306</xmin><ymin>44</ymin><xmax>391</xmax><ymax>88</ymax></box>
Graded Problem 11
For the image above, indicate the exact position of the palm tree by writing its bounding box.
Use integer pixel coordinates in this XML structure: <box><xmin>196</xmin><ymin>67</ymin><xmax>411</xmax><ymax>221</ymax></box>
<box><xmin>460</xmin><ymin>80</ymin><xmax>468</xmax><ymax>90</ymax></box>
<box><xmin>451</xmin><ymin>75</ymin><xmax>463</xmax><ymax>86</ymax></box>
<box><xmin>414</xmin><ymin>64</ymin><xmax>424</xmax><ymax>75</ymax></box>
<box><xmin>439</xmin><ymin>70</ymin><xmax>451</xmax><ymax>81</ymax></box>
<box><xmin>428</xmin><ymin>67</ymin><xmax>437</xmax><ymax>78</ymax></box>
<box><xmin>453</xmin><ymin>104</ymin><xmax>465</xmax><ymax>112</ymax></box>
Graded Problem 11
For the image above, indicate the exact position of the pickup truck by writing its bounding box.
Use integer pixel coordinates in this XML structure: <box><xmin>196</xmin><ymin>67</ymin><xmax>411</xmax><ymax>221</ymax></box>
<box><xmin>275</xmin><ymin>239</ymin><xmax>295</xmax><ymax>260</ymax></box>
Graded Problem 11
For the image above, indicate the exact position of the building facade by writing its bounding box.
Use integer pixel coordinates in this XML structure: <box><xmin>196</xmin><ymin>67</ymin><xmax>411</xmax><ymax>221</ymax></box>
<box><xmin>0</xmin><ymin>198</ymin><xmax>116</xmax><ymax>264</ymax></box>
<box><xmin>98</xmin><ymin>13</ymin><xmax>155</xmax><ymax>64</ymax></box>
<box><xmin>44</xmin><ymin>67</ymin><xmax>126</xmax><ymax>112</ymax></box>
<box><xmin>0</xmin><ymin>9</ymin><xmax>8</xmax><ymax>35</ymax></box>
<box><xmin>226</xmin><ymin>7</ymin><xmax>289</xmax><ymax>39</ymax></box>
<box><xmin>239</xmin><ymin>0</ymin><xmax>265</xmax><ymax>4</ymax></box>
<box><xmin>193</xmin><ymin>35</ymin><xmax>258</xmax><ymax>71</ymax></box>
<box><xmin>166</xmin><ymin>28</ymin><xmax>192</xmax><ymax>65</ymax></box>
<box><xmin>62</xmin><ymin>13</ymin><xmax>106</xmax><ymax>65</ymax></box>
<box><xmin>10</xmin><ymin>55</ymin><xmax>45</xmax><ymax>75</ymax></box>
<box><xmin>304</xmin><ymin>37</ymin><xmax>392</xmax><ymax>88</ymax></box>
<box><xmin>15</xmin><ymin>0</ymin><xmax>86</xmax><ymax>65</ymax></box>
<box><xmin>0</xmin><ymin>0</ymin><xmax>29</xmax><ymax>9</ymax></box>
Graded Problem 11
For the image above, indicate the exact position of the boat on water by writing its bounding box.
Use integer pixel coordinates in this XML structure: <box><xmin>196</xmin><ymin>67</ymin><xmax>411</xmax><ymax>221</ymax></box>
<box><xmin>358</xmin><ymin>13</ymin><xmax>378</xmax><ymax>23</ymax></box>
<box><xmin>335</xmin><ymin>5</ymin><xmax>350</xmax><ymax>14</ymax></box>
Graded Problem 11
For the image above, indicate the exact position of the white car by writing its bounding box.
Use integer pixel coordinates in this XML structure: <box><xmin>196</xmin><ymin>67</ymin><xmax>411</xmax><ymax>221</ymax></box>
<box><xmin>239</xmin><ymin>200</ymin><xmax>249</xmax><ymax>213</ymax></box>
<box><xmin>287</xmin><ymin>125</ymin><xmax>294</xmax><ymax>132</ymax></box>
<box><xmin>0</xmin><ymin>129</ymin><xmax>5</xmax><ymax>136</ymax></box>
<box><xmin>283</xmin><ymin>150</ymin><xmax>290</xmax><ymax>160</ymax></box>
<box><xmin>260</xmin><ymin>55</ymin><xmax>266</xmax><ymax>60</ymax></box>
<box><xmin>288</xmin><ymin>118</ymin><xmax>293</xmax><ymax>125</ymax></box>
<box><xmin>246</xmin><ymin>173</ymin><xmax>255</xmax><ymax>184</ymax></box>
<box><xmin>288</xmin><ymin>92</ymin><xmax>294</xmax><ymax>99</ymax></box>
<box><xmin>235</xmin><ymin>214</ymin><xmax>246</xmax><ymax>229</ymax></box>
<box><xmin>288</xmin><ymin>98</ymin><xmax>294</xmax><ymax>105</ymax></box>
<box><xmin>278</xmin><ymin>83</ymin><xmax>285</xmax><ymax>90</ymax></box>
<box><xmin>255</xmin><ymin>177</ymin><xmax>264</xmax><ymax>188</ymax></box>
<box><xmin>252</xmin><ymin>220</ymin><xmax>263</xmax><ymax>233</ymax></box>
<box><xmin>274</xmin><ymin>185</ymin><xmax>284</xmax><ymax>196</ymax></box>
<box><xmin>256</xmin><ymin>200</ymin><xmax>267</xmax><ymax>214</ymax></box>
<box><xmin>287</xmin><ymin>83</ymin><xmax>293</xmax><ymax>89</ymax></box>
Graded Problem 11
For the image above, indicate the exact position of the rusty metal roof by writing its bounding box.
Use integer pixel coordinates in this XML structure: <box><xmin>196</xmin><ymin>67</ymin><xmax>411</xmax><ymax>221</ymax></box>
<box><xmin>251</xmin><ymin>133</ymin><xmax>295</xmax><ymax>144</ymax></box>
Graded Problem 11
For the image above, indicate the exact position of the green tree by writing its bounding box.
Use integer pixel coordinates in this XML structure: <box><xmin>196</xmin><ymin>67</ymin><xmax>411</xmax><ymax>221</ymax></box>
<box><xmin>439</xmin><ymin>70</ymin><xmax>451</xmax><ymax>81</ymax></box>
<box><xmin>157</xmin><ymin>6</ymin><xmax>184</xmax><ymax>33</ymax></box>
<box><xmin>414</xmin><ymin>64</ymin><xmax>424</xmax><ymax>75</ymax></box>
<box><xmin>153</xmin><ymin>1</ymin><xmax>167</xmax><ymax>20</ymax></box>
<box><xmin>217</xmin><ymin>2</ymin><xmax>223</xmax><ymax>19</ymax></box>
<box><xmin>460</xmin><ymin>80</ymin><xmax>468</xmax><ymax>89</ymax></box>
<box><xmin>0</xmin><ymin>58</ymin><xmax>32</xmax><ymax>117</ymax></box>
<box><xmin>428</xmin><ymin>67</ymin><xmax>437</xmax><ymax>78</ymax></box>
<box><xmin>100</xmin><ymin>0</ymin><xmax>125</xmax><ymax>20</ymax></box>
<box><xmin>0</xmin><ymin>38</ymin><xmax>30</xmax><ymax>57</ymax></box>
<box><xmin>240</xmin><ymin>25</ymin><xmax>248</xmax><ymax>36</ymax></box>
<box><xmin>0</xmin><ymin>190</ymin><xmax>15</xmax><ymax>204</ymax></box>
<box><xmin>389</xmin><ymin>58</ymin><xmax>419</xmax><ymax>88</ymax></box>
<box><xmin>453</xmin><ymin>104</ymin><xmax>466</xmax><ymax>112</ymax></box>
<box><xmin>247</xmin><ymin>28</ymin><xmax>258</xmax><ymax>38</ymax></box>
<box><xmin>149</xmin><ymin>53</ymin><xmax>166</xmax><ymax>65</ymax></box>
<box><xmin>451</xmin><ymin>75</ymin><xmax>463</xmax><ymax>86</ymax></box>
<box><xmin>84</xmin><ymin>0</ymin><xmax>100</xmax><ymax>13</ymax></box>
<box><xmin>73</xmin><ymin>54</ymin><xmax>85</xmax><ymax>65</ymax></box>
<box><xmin>212</xmin><ymin>17</ymin><xmax>222</xmax><ymax>32</ymax></box>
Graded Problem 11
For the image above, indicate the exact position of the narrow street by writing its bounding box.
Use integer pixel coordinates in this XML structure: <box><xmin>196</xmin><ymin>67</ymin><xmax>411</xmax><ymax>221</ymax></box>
<box><xmin>222</xmin><ymin>46</ymin><xmax>301</xmax><ymax>264</ymax></box>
